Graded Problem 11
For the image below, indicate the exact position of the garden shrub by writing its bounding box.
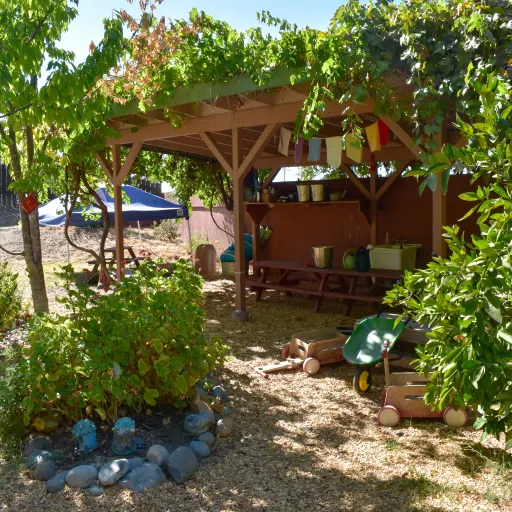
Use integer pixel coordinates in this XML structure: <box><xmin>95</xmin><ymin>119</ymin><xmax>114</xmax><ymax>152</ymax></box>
<box><xmin>153</xmin><ymin>219</ymin><xmax>182</xmax><ymax>243</ymax></box>
<box><xmin>1</xmin><ymin>260</ymin><xmax>227</xmax><ymax>440</ymax></box>
<box><xmin>0</xmin><ymin>262</ymin><xmax>24</xmax><ymax>330</ymax></box>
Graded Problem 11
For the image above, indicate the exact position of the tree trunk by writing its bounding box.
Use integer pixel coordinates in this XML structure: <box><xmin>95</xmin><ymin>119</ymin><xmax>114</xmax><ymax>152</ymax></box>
<box><xmin>7</xmin><ymin>126</ymin><xmax>49</xmax><ymax>313</ymax></box>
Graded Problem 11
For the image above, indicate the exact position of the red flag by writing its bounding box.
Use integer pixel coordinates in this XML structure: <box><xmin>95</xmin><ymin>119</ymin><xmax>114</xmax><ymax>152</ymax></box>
<box><xmin>378</xmin><ymin>120</ymin><xmax>389</xmax><ymax>146</ymax></box>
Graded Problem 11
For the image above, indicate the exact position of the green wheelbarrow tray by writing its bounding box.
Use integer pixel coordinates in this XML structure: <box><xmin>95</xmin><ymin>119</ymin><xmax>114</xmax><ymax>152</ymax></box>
<box><xmin>342</xmin><ymin>317</ymin><xmax>406</xmax><ymax>394</ymax></box>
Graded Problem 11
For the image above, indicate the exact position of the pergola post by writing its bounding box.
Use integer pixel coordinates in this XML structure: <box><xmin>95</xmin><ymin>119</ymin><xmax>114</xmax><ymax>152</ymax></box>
<box><xmin>370</xmin><ymin>162</ymin><xmax>378</xmax><ymax>245</ymax></box>
<box><xmin>95</xmin><ymin>142</ymin><xmax>142</xmax><ymax>281</ymax></box>
<box><xmin>251</xmin><ymin>219</ymin><xmax>261</xmax><ymax>278</ymax></box>
<box><xmin>231</xmin><ymin>127</ymin><xmax>249</xmax><ymax>321</ymax></box>
<box><xmin>432</xmin><ymin>132</ymin><xmax>446</xmax><ymax>257</ymax></box>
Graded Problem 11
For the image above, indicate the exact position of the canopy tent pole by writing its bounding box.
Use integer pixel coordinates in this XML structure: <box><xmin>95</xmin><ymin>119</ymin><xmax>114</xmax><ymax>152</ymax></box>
<box><xmin>432</xmin><ymin>130</ymin><xmax>446</xmax><ymax>257</ymax></box>
<box><xmin>187</xmin><ymin>217</ymin><xmax>193</xmax><ymax>255</ymax></box>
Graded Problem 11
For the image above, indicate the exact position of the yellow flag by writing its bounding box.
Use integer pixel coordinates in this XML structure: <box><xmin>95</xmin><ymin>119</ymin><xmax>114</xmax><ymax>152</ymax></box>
<box><xmin>345</xmin><ymin>133</ymin><xmax>362</xmax><ymax>163</ymax></box>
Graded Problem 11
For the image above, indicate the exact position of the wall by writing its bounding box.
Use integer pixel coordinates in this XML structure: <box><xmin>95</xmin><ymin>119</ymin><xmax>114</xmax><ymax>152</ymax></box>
<box><xmin>179</xmin><ymin>175</ymin><xmax>478</xmax><ymax>266</ymax></box>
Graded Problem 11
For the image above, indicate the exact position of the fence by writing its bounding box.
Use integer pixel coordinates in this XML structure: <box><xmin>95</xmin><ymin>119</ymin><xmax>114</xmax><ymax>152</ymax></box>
<box><xmin>0</xmin><ymin>161</ymin><xmax>17</xmax><ymax>208</ymax></box>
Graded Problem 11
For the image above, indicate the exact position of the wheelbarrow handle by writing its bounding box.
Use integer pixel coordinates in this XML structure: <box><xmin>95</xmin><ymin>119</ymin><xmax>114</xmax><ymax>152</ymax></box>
<box><xmin>382</xmin><ymin>340</ymin><xmax>390</xmax><ymax>358</ymax></box>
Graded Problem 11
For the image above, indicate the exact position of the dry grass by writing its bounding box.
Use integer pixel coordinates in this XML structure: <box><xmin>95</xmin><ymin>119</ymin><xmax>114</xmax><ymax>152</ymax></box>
<box><xmin>0</xmin><ymin>228</ymin><xmax>511</xmax><ymax>511</ymax></box>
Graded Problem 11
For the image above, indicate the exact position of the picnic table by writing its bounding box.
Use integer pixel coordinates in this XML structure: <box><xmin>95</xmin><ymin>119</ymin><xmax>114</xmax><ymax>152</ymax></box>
<box><xmin>249</xmin><ymin>260</ymin><xmax>402</xmax><ymax>314</ymax></box>
<box><xmin>87</xmin><ymin>246</ymin><xmax>144</xmax><ymax>275</ymax></box>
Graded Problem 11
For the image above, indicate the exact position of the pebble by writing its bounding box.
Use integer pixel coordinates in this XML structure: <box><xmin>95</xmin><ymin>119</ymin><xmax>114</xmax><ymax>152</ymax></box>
<box><xmin>98</xmin><ymin>459</ymin><xmax>130</xmax><ymax>486</ymax></box>
<box><xmin>47</xmin><ymin>471</ymin><xmax>68</xmax><ymax>494</ymax></box>
<box><xmin>222</xmin><ymin>406</ymin><xmax>232</xmax><ymax>417</ymax></box>
<box><xmin>23</xmin><ymin>437</ymin><xmax>51</xmax><ymax>457</ymax></box>
<box><xmin>189</xmin><ymin>440</ymin><xmax>210</xmax><ymax>459</ymax></box>
<box><xmin>34</xmin><ymin>460</ymin><xmax>56</xmax><ymax>481</ymax></box>
<box><xmin>66</xmin><ymin>465</ymin><xmax>99</xmax><ymax>489</ymax></box>
<box><xmin>212</xmin><ymin>385</ymin><xmax>229</xmax><ymax>404</ymax></box>
<box><xmin>165</xmin><ymin>446</ymin><xmax>198</xmax><ymax>484</ymax></box>
<box><xmin>197</xmin><ymin>432</ymin><xmax>215</xmax><ymax>446</ymax></box>
<box><xmin>146</xmin><ymin>444</ymin><xmax>170</xmax><ymax>466</ymax></box>
<box><xmin>135</xmin><ymin>437</ymin><xmax>145</xmax><ymax>448</ymax></box>
<box><xmin>128</xmin><ymin>458</ymin><xmax>145</xmax><ymax>471</ymax></box>
<box><xmin>85</xmin><ymin>484</ymin><xmax>104</xmax><ymax>497</ymax></box>
<box><xmin>216</xmin><ymin>417</ymin><xmax>234</xmax><ymax>438</ymax></box>
<box><xmin>26</xmin><ymin>450</ymin><xmax>54</xmax><ymax>469</ymax></box>
<box><xmin>118</xmin><ymin>462</ymin><xmax>166</xmax><ymax>493</ymax></box>
<box><xmin>184</xmin><ymin>413</ymin><xmax>214</xmax><ymax>436</ymax></box>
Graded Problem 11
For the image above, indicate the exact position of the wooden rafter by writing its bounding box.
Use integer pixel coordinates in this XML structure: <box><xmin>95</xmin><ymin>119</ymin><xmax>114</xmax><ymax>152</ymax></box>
<box><xmin>117</xmin><ymin>142</ymin><xmax>143</xmax><ymax>184</ymax></box>
<box><xmin>341</xmin><ymin>164</ymin><xmax>371</xmax><ymax>200</ymax></box>
<box><xmin>95</xmin><ymin>151</ymin><xmax>113</xmax><ymax>182</ymax></box>
<box><xmin>378</xmin><ymin>115</ymin><xmax>421</xmax><ymax>159</ymax></box>
<box><xmin>238</xmin><ymin>123</ymin><xmax>280</xmax><ymax>179</ymax></box>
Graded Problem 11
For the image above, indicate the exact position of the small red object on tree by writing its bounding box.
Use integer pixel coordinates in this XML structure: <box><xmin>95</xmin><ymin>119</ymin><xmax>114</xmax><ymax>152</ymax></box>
<box><xmin>21</xmin><ymin>194</ymin><xmax>39</xmax><ymax>214</ymax></box>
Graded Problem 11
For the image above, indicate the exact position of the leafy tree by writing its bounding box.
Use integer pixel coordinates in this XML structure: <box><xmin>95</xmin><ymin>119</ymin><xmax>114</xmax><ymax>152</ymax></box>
<box><xmin>385</xmin><ymin>74</ymin><xmax>512</xmax><ymax>446</ymax></box>
<box><xmin>0</xmin><ymin>1</ymin><xmax>124</xmax><ymax>311</ymax></box>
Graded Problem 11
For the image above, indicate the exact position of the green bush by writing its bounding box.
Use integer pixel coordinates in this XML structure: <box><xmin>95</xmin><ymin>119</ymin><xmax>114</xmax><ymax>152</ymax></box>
<box><xmin>0</xmin><ymin>262</ymin><xmax>23</xmax><ymax>330</ymax></box>
<box><xmin>1</xmin><ymin>260</ymin><xmax>227</xmax><ymax>438</ymax></box>
<box><xmin>153</xmin><ymin>219</ymin><xmax>182</xmax><ymax>243</ymax></box>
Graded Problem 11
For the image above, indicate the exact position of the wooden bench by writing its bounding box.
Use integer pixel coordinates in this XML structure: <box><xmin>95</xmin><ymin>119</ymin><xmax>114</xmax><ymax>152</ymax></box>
<box><xmin>86</xmin><ymin>246</ymin><xmax>143</xmax><ymax>280</ymax></box>
<box><xmin>249</xmin><ymin>260</ymin><xmax>402</xmax><ymax>314</ymax></box>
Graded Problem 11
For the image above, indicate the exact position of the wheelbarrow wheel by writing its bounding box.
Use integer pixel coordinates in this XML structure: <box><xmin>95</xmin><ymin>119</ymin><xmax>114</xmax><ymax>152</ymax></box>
<box><xmin>380</xmin><ymin>389</ymin><xmax>387</xmax><ymax>405</ymax></box>
<box><xmin>353</xmin><ymin>367</ymin><xmax>372</xmax><ymax>394</ymax></box>
<box><xmin>282</xmin><ymin>344</ymin><xmax>290</xmax><ymax>360</ymax></box>
<box><xmin>378</xmin><ymin>405</ymin><xmax>401</xmax><ymax>427</ymax></box>
<box><xmin>443</xmin><ymin>406</ymin><xmax>468</xmax><ymax>427</ymax></box>
<box><xmin>303</xmin><ymin>357</ymin><xmax>321</xmax><ymax>376</ymax></box>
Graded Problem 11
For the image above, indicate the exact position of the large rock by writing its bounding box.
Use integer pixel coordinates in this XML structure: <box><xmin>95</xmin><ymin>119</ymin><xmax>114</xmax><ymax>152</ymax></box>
<box><xmin>128</xmin><ymin>458</ymin><xmax>145</xmax><ymax>471</ymax></box>
<box><xmin>216</xmin><ymin>417</ymin><xmax>234</xmax><ymax>438</ymax></box>
<box><xmin>66</xmin><ymin>465</ymin><xmax>98</xmax><ymax>489</ymax></box>
<box><xmin>47</xmin><ymin>471</ymin><xmax>68</xmax><ymax>494</ymax></box>
<box><xmin>189</xmin><ymin>440</ymin><xmax>210</xmax><ymax>459</ymax></box>
<box><xmin>23</xmin><ymin>437</ymin><xmax>51</xmax><ymax>457</ymax></box>
<box><xmin>146</xmin><ymin>444</ymin><xmax>169</xmax><ymax>466</ymax></box>
<box><xmin>164</xmin><ymin>446</ymin><xmax>198</xmax><ymax>484</ymax></box>
<box><xmin>212</xmin><ymin>385</ymin><xmax>229</xmax><ymax>404</ymax></box>
<box><xmin>183</xmin><ymin>413</ymin><xmax>214</xmax><ymax>436</ymax></box>
<box><xmin>118</xmin><ymin>462</ymin><xmax>166</xmax><ymax>493</ymax></box>
<box><xmin>98</xmin><ymin>459</ymin><xmax>130</xmax><ymax>486</ymax></box>
<box><xmin>197</xmin><ymin>432</ymin><xmax>215</xmax><ymax>446</ymax></box>
<box><xmin>34</xmin><ymin>460</ymin><xmax>55</xmax><ymax>481</ymax></box>
<box><xmin>85</xmin><ymin>484</ymin><xmax>104</xmax><ymax>497</ymax></box>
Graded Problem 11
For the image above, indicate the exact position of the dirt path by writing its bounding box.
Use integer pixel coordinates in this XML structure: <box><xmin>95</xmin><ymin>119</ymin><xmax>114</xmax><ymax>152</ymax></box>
<box><xmin>0</xmin><ymin>236</ymin><xmax>511</xmax><ymax>511</ymax></box>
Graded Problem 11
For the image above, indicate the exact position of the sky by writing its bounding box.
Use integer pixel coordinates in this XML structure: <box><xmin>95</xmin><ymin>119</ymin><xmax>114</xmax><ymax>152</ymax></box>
<box><xmin>60</xmin><ymin>1</ymin><xmax>346</xmax><ymax>184</ymax></box>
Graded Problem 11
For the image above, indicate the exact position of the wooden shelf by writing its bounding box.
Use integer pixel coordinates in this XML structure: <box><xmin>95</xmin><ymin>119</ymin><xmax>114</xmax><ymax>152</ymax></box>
<box><xmin>245</xmin><ymin>199</ymin><xmax>370</xmax><ymax>225</ymax></box>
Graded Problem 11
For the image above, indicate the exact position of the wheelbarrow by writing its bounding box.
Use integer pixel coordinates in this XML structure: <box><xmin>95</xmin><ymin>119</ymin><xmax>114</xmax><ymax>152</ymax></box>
<box><xmin>342</xmin><ymin>316</ymin><xmax>406</xmax><ymax>393</ymax></box>
<box><xmin>378</xmin><ymin>339</ymin><xmax>468</xmax><ymax>427</ymax></box>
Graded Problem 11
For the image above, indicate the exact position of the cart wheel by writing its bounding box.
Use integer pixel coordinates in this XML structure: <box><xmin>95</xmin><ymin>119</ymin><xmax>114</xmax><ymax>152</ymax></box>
<box><xmin>378</xmin><ymin>405</ymin><xmax>401</xmax><ymax>427</ymax></box>
<box><xmin>353</xmin><ymin>367</ymin><xmax>372</xmax><ymax>394</ymax></box>
<box><xmin>380</xmin><ymin>389</ymin><xmax>387</xmax><ymax>405</ymax></box>
<box><xmin>282</xmin><ymin>344</ymin><xmax>290</xmax><ymax>360</ymax></box>
<box><xmin>443</xmin><ymin>406</ymin><xmax>468</xmax><ymax>427</ymax></box>
<box><xmin>303</xmin><ymin>357</ymin><xmax>321</xmax><ymax>376</ymax></box>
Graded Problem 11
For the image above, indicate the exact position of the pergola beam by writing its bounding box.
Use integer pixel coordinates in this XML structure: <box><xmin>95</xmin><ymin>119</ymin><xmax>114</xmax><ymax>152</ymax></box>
<box><xmin>378</xmin><ymin>115</ymin><xmax>421</xmax><ymax>159</ymax></box>
<box><xmin>238</xmin><ymin>123</ymin><xmax>280</xmax><ymax>179</ymax></box>
<box><xmin>376</xmin><ymin>161</ymin><xmax>411</xmax><ymax>201</ymax></box>
<box><xmin>199</xmin><ymin>132</ymin><xmax>234</xmax><ymax>175</ymax></box>
<box><xmin>340</xmin><ymin>164</ymin><xmax>371</xmax><ymax>200</ymax></box>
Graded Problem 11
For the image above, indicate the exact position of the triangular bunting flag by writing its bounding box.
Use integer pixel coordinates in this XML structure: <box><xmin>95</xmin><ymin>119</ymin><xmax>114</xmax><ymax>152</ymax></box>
<box><xmin>326</xmin><ymin>136</ymin><xmax>342</xmax><ymax>168</ymax></box>
<box><xmin>365</xmin><ymin>121</ymin><xmax>381</xmax><ymax>152</ymax></box>
<box><xmin>345</xmin><ymin>133</ymin><xmax>362</xmax><ymax>163</ymax></box>
<box><xmin>278</xmin><ymin>127</ymin><xmax>292</xmax><ymax>156</ymax></box>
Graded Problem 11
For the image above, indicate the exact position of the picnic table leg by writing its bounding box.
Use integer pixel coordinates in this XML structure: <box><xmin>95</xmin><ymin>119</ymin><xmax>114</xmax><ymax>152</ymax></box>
<box><xmin>255</xmin><ymin>267</ymin><xmax>269</xmax><ymax>301</ymax></box>
<box><xmin>345</xmin><ymin>276</ymin><xmax>357</xmax><ymax>316</ymax></box>
<box><xmin>127</xmin><ymin>247</ymin><xmax>140</xmax><ymax>267</ymax></box>
<box><xmin>277</xmin><ymin>270</ymin><xmax>293</xmax><ymax>297</ymax></box>
<box><xmin>314</xmin><ymin>274</ymin><xmax>328</xmax><ymax>313</ymax></box>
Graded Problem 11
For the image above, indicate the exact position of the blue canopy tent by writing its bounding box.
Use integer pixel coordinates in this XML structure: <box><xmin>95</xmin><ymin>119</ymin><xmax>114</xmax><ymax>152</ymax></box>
<box><xmin>39</xmin><ymin>185</ymin><xmax>192</xmax><ymax>249</ymax></box>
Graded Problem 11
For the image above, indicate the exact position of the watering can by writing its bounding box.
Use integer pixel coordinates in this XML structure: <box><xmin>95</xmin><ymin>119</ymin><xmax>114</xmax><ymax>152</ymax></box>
<box><xmin>355</xmin><ymin>246</ymin><xmax>371</xmax><ymax>272</ymax></box>
<box><xmin>343</xmin><ymin>249</ymin><xmax>356</xmax><ymax>270</ymax></box>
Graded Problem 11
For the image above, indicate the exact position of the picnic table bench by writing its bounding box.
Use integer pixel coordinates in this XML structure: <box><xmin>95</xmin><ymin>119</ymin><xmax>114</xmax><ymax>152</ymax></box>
<box><xmin>249</xmin><ymin>260</ymin><xmax>402</xmax><ymax>314</ymax></box>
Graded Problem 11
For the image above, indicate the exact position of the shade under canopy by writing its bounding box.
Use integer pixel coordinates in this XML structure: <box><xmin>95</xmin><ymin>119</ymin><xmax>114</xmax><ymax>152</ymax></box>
<box><xmin>38</xmin><ymin>185</ymin><xmax>188</xmax><ymax>227</ymax></box>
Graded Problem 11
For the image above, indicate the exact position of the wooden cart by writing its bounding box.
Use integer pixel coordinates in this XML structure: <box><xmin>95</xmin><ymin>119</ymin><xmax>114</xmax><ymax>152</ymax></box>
<box><xmin>254</xmin><ymin>327</ymin><xmax>349</xmax><ymax>378</ymax></box>
<box><xmin>378</xmin><ymin>339</ymin><xmax>468</xmax><ymax>427</ymax></box>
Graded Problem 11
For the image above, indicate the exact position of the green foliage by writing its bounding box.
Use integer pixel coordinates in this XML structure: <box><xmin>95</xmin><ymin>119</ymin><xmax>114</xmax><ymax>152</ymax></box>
<box><xmin>385</xmin><ymin>75</ymin><xmax>512</xmax><ymax>446</ymax></box>
<box><xmin>153</xmin><ymin>219</ymin><xmax>182</xmax><ymax>244</ymax></box>
<box><xmin>1</xmin><ymin>260</ymin><xmax>227</xmax><ymax>439</ymax></box>
<box><xmin>0</xmin><ymin>262</ymin><xmax>24</xmax><ymax>330</ymax></box>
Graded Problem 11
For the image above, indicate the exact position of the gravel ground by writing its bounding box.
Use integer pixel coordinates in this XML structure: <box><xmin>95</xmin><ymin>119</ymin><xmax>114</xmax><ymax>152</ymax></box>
<box><xmin>0</xmin><ymin>228</ymin><xmax>511</xmax><ymax>511</ymax></box>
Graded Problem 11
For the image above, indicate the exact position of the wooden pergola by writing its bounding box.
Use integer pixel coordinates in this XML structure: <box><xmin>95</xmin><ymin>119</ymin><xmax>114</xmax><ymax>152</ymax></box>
<box><xmin>98</xmin><ymin>68</ymin><xmax>446</xmax><ymax>321</ymax></box>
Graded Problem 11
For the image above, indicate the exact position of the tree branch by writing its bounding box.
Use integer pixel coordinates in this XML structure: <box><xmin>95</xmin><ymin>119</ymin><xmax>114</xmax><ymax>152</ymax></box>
<box><xmin>0</xmin><ymin>244</ymin><xmax>24</xmax><ymax>257</ymax></box>
<box><xmin>27</xmin><ymin>14</ymin><xmax>50</xmax><ymax>44</ymax></box>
